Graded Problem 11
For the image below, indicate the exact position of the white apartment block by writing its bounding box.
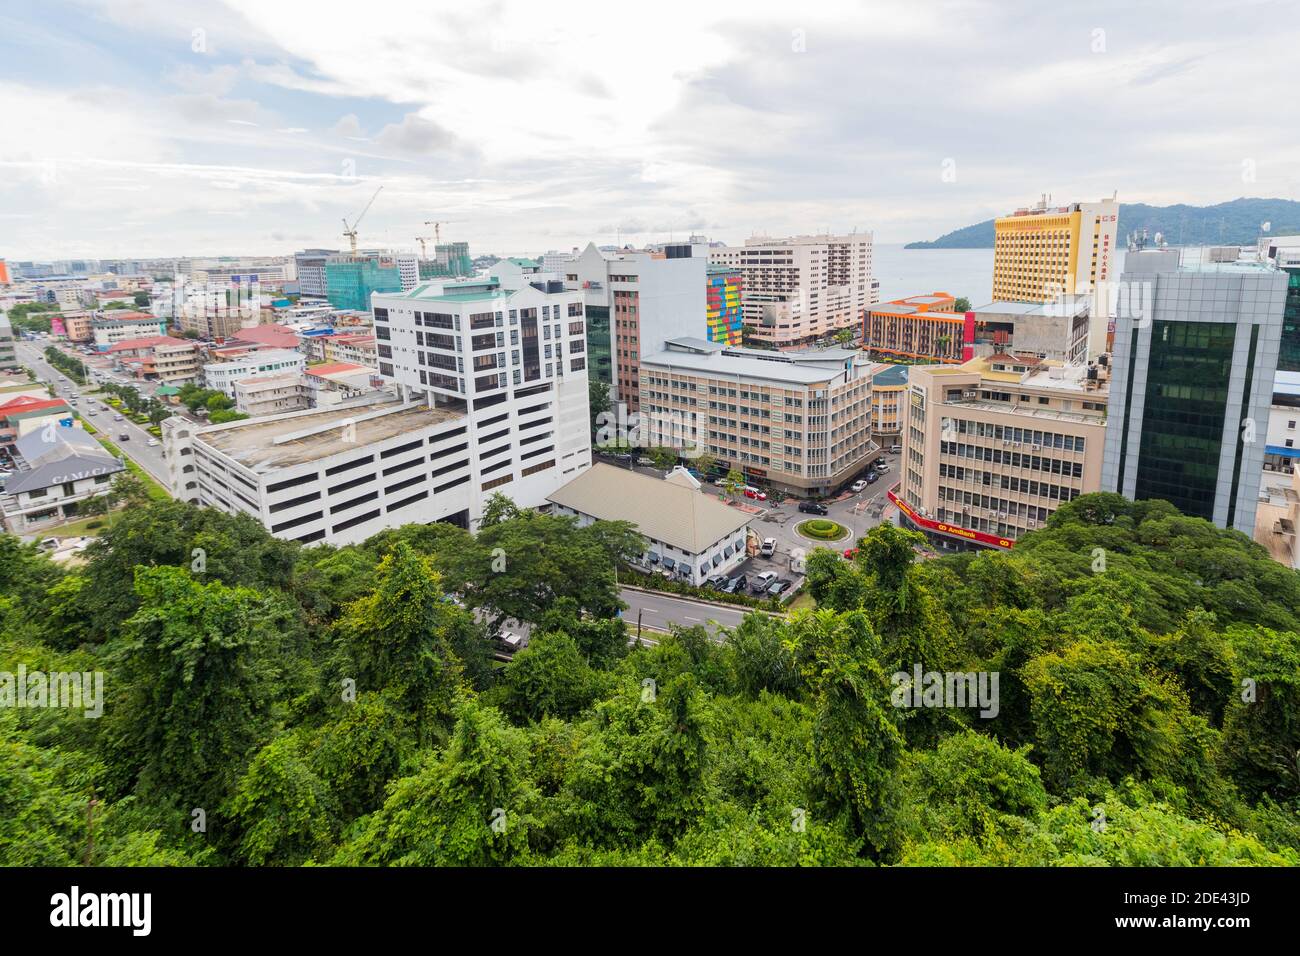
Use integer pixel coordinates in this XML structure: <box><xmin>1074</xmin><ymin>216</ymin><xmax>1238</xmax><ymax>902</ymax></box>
<box><xmin>709</xmin><ymin>234</ymin><xmax>878</xmax><ymax>348</ymax></box>
<box><xmin>203</xmin><ymin>349</ymin><xmax>306</xmax><ymax>397</ymax></box>
<box><xmin>91</xmin><ymin>314</ymin><xmax>168</xmax><ymax>350</ymax></box>
<box><xmin>293</xmin><ymin>249</ymin><xmax>338</xmax><ymax>298</ymax></box>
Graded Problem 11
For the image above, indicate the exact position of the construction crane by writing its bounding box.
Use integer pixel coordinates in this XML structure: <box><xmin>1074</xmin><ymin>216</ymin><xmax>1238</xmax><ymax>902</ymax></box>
<box><xmin>342</xmin><ymin>185</ymin><xmax>383</xmax><ymax>255</ymax></box>
<box><xmin>423</xmin><ymin>220</ymin><xmax>456</xmax><ymax>245</ymax></box>
<box><xmin>415</xmin><ymin>236</ymin><xmax>434</xmax><ymax>259</ymax></box>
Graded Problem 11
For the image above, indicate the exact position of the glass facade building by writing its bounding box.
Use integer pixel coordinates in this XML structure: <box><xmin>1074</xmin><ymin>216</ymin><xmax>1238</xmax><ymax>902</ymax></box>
<box><xmin>1103</xmin><ymin>250</ymin><xmax>1287</xmax><ymax>534</ymax></box>
<box><xmin>1132</xmin><ymin>320</ymin><xmax>1236</xmax><ymax>520</ymax></box>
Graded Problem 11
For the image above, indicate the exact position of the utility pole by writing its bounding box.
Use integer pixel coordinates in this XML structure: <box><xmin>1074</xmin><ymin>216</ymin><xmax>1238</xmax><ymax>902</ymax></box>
<box><xmin>636</xmin><ymin>607</ymin><xmax>643</xmax><ymax>645</ymax></box>
<box><xmin>84</xmin><ymin>795</ymin><xmax>98</xmax><ymax>866</ymax></box>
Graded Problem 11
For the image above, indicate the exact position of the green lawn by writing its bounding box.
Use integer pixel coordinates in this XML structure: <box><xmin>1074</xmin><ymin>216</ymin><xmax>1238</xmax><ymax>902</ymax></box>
<box><xmin>93</xmin><ymin>435</ymin><xmax>169</xmax><ymax>500</ymax></box>
<box><xmin>787</xmin><ymin>590</ymin><xmax>816</xmax><ymax>613</ymax></box>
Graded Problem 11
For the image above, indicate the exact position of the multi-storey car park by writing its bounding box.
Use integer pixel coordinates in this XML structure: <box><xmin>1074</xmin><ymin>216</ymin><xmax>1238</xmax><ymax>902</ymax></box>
<box><xmin>166</xmin><ymin>260</ymin><xmax>594</xmax><ymax>545</ymax></box>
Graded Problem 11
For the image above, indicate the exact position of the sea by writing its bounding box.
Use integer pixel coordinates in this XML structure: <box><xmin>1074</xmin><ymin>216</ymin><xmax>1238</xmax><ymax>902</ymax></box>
<box><xmin>872</xmin><ymin>243</ymin><xmax>1129</xmax><ymax>306</ymax></box>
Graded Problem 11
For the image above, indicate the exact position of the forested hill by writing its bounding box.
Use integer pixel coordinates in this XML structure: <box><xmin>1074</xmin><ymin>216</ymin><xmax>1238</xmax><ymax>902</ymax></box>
<box><xmin>905</xmin><ymin>197</ymin><xmax>1300</xmax><ymax>249</ymax></box>
<box><xmin>2</xmin><ymin>490</ymin><xmax>1299</xmax><ymax>866</ymax></box>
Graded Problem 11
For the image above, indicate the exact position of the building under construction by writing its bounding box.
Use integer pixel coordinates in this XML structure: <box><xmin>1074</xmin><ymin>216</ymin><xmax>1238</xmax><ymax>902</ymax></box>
<box><xmin>419</xmin><ymin>241</ymin><xmax>474</xmax><ymax>280</ymax></box>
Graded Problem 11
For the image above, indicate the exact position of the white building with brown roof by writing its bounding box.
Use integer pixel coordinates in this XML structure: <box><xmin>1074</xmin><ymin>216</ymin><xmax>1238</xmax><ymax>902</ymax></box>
<box><xmin>546</xmin><ymin>462</ymin><xmax>752</xmax><ymax>584</ymax></box>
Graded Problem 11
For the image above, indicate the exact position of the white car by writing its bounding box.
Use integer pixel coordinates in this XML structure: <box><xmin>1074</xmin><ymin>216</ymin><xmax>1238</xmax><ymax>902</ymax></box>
<box><xmin>146</xmin><ymin>438</ymin><xmax>160</xmax><ymax>447</ymax></box>
<box><xmin>851</xmin><ymin>479</ymin><xmax>868</xmax><ymax>493</ymax></box>
<box><xmin>760</xmin><ymin>537</ymin><xmax>777</xmax><ymax>557</ymax></box>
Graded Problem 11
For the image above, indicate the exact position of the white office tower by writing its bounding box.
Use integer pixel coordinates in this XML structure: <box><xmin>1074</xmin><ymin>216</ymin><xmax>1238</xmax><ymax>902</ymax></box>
<box><xmin>370</xmin><ymin>261</ymin><xmax>593</xmax><ymax>517</ymax></box>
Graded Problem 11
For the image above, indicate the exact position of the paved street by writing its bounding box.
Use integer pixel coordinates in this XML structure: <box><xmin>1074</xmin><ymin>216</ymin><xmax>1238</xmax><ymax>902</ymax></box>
<box><xmin>618</xmin><ymin>584</ymin><xmax>751</xmax><ymax>634</ymax></box>
<box><xmin>16</xmin><ymin>340</ymin><xmax>172</xmax><ymax>489</ymax></box>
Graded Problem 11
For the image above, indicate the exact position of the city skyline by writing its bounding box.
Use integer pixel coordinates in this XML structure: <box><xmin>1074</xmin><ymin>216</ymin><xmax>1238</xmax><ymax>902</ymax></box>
<box><xmin>3</xmin><ymin>0</ymin><xmax>1299</xmax><ymax>259</ymax></box>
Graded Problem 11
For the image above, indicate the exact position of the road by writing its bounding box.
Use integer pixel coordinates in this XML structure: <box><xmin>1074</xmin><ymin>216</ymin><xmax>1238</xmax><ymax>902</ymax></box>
<box><xmin>618</xmin><ymin>585</ymin><xmax>750</xmax><ymax>635</ymax></box>
<box><xmin>16</xmin><ymin>341</ymin><xmax>172</xmax><ymax>489</ymax></box>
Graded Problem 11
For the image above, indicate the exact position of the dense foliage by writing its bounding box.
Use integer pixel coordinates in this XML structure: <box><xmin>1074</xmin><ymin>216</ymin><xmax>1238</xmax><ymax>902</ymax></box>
<box><xmin>1</xmin><ymin>492</ymin><xmax>1296</xmax><ymax>866</ymax></box>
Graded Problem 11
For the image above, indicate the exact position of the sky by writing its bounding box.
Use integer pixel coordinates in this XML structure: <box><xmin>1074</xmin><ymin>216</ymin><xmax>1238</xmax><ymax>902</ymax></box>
<box><xmin>1</xmin><ymin>0</ymin><xmax>1298</xmax><ymax>261</ymax></box>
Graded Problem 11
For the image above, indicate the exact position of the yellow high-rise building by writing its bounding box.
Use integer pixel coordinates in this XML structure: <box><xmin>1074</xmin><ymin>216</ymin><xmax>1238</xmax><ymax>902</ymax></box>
<box><xmin>992</xmin><ymin>195</ymin><xmax>1119</xmax><ymax>302</ymax></box>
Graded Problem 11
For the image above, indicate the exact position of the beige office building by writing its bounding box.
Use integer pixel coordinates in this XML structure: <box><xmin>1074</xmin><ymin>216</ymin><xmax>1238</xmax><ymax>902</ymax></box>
<box><xmin>709</xmin><ymin>234</ymin><xmax>878</xmax><ymax>347</ymax></box>
<box><xmin>898</xmin><ymin>353</ymin><xmax>1110</xmax><ymax>549</ymax></box>
<box><xmin>639</xmin><ymin>337</ymin><xmax>873</xmax><ymax>496</ymax></box>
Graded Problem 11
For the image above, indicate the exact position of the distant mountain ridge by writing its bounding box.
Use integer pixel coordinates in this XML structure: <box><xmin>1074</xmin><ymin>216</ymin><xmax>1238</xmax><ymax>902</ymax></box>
<box><xmin>904</xmin><ymin>197</ymin><xmax>1300</xmax><ymax>249</ymax></box>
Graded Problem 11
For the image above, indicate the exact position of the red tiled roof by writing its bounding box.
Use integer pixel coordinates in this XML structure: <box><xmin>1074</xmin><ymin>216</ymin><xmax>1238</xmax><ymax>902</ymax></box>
<box><xmin>307</xmin><ymin>362</ymin><xmax>368</xmax><ymax>377</ymax></box>
<box><xmin>109</xmin><ymin>335</ymin><xmax>182</xmax><ymax>352</ymax></box>
<box><xmin>227</xmin><ymin>324</ymin><xmax>300</xmax><ymax>348</ymax></box>
<box><xmin>0</xmin><ymin>397</ymin><xmax>70</xmax><ymax>417</ymax></box>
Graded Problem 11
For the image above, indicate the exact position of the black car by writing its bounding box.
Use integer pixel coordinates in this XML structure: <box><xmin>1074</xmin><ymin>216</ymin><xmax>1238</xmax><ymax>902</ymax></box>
<box><xmin>874</xmin><ymin>456</ymin><xmax>887</xmax><ymax>467</ymax></box>
<box><xmin>767</xmin><ymin>579</ymin><xmax>792</xmax><ymax>597</ymax></box>
<box><xmin>721</xmin><ymin>574</ymin><xmax>747</xmax><ymax>594</ymax></box>
<box><xmin>799</xmin><ymin>501</ymin><xmax>829</xmax><ymax>516</ymax></box>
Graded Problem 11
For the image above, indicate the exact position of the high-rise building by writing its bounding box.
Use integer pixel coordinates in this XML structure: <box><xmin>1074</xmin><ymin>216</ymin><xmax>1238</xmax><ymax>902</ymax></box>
<box><xmin>419</xmin><ymin>242</ymin><xmax>474</xmax><ymax>280</ymax></box>
<box><xmin>992</xmin><ymin>195</ymin><xmax>1120</xmax><ymax>302</ymax></box>
<box><xmin>366</xmin><ymin>261</ymin><xmax>593</xmax><ymax>522</ymax></box>
<box><xmin>897</xmin><ymin>354</ymin><xmax>1110</xmax><ymax>551</ymax></box>
<box><xmin>540</xmin><ymin>249</ymin><xmax>578</xmax><ymax>276</ymax></box>
<box><xmin>865</xmin><ymin>293</ymin><xmax>965</xmax><ymax>363</ymax></box>
<box><xmin>1102</xmin><ymin>249</ymin><xmax>1287</xmax><ymax>535</ymax></box>
<box><xmin>0</xmin><ymin>259</ymin><xmax>10</xmax><ymax>285</ymax></box>
<box><xmin>1258</xmin><ymin>239</ymin><xmax>1300</xmax><ymax>373</ymax></box>
<box><xmin>639</xmin><ymin>337</ymin><xmax>873</xmax><ymax>496</ymax></box>
<box><xmin>705</xmin><ymin>265</ymin><xmax>743</xmax><ymax>346</ymax></box>
<box><xmin>709</xmin><ymin>233</ymin><xmax>877</xmax><ymax>348</ymax></box>
<box><xmin>293</xmin><ymin>249</ymin><xmax>339</xmax><ymax>298</ymax></box>
<box><xmin>569</xmin><ymin>242</ymin><xmax>707</xmax><ymax>414</ymax></box>
<box><xmin>324</xmin><ymin>251</ymin><xmax>418</xmax><ymax>311</ymax></box>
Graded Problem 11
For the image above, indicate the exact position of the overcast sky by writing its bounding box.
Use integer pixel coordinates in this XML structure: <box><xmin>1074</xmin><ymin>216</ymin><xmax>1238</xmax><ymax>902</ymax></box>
<box><xmin>2</xmin><ymin>0</ymin><xmax>1297</xmax><ymax>261</ymax></box>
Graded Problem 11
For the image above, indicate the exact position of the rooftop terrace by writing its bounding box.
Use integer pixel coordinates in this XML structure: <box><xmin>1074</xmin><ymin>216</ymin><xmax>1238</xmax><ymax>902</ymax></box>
<box><xmin>197</xmin><ymin>400</ymin><xmax>463</xmax><ymax>474</ymax></box>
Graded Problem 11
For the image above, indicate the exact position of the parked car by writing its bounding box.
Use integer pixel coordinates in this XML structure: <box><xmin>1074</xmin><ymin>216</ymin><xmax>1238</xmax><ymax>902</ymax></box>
<box><xmin>760</xmin><ymin>537</ymin><xmax>777</xmax><ymax>557</ymax></box>
<box><xmin>749</xmin><ymin>571</ymin><xmax>777</xmax><ymax>594</ymax></box>
<box><xmin>843</xmin><ymin>548</ymin><xmax>859</xmax><ymax>560</ymax></box>
<box><xmin>799</xmin><ymin>500</ymin><xmax>829</xmax><ymax>515</ymax></box>
<box><xmin>113</xmin><ymin>414</ymin><xmax>123</xmax><ymax>421</ymax></box>
<box><xmin>888</xmin><ymin>444</ymin><xmax>902</xmax><ymax>453</ymax></box>
<box><xmin>636</xmin><ymin>456</ymin><xmax>654</xmax><ymax>466</ymax></box>
<box><xmin>851</xmin><ymin>479</ymin><xmax>867</xmax><ymax>493</ymax></box>
<box><xmin>721</xmin><ymin>574</ymin><xmax>748</xmax><ymax>594</ymax></box>
<box><xmin>705</xmin><ymin>576</ymin><xmax>726</xmax><ymax>590</ymax></box>
<box><xmin>37</xmin><ymin>538</ymin><xmax>61</xmax><ymax>552</ymax></box>
<box><xmin>146</xmin><ymin>438</ymin><xmax>160</xmax><ymax>447</ymax></box>
<box><xmin>495</xmin><ymin>632</ymin><xmax>525</xmax><ymax>654</ymax></box>
<box><xmin>743</xmin><ymin>486</ymin><xmax>768</xmax><ymax>501</ymax></box>
<box><xmin>767</xmin><ymin>578</ymin><xmax>792</xmax><ymax>597</ymax></box>
<box><xmin>876</xmin><ymin>463</ymin><xmax>890</xmax><ymax>474</ymax></box>
<box><xmin>874</xmin><ymin>456</ymin><xmax>887</xmax><ymax>467</ymax></box>
<box><xmin>866</xmin><ymin>471</ymin><xmax>878</xmax><ymax>483</ymax></box>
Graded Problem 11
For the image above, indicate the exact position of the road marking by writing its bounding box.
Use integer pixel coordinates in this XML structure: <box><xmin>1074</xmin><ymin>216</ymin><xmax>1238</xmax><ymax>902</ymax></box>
<box><xmin>684</xmin><ymin>616</ymin><xmax>701</xmax><ymax>622</ymax></box>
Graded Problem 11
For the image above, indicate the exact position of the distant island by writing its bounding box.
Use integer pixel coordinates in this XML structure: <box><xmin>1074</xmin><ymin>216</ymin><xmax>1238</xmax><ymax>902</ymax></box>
<box><xmin>904</xmin><ymin>197</ymin><xmax>1300</xmax><ymax>249</ymax></box>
